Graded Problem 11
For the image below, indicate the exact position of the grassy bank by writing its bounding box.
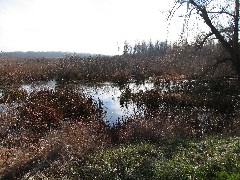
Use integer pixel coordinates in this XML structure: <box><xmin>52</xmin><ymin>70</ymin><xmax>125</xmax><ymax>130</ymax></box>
<box><xmin>20</xmin><ymin>136</ymin><xmax>240</xmax><ymax>179</ymax></box>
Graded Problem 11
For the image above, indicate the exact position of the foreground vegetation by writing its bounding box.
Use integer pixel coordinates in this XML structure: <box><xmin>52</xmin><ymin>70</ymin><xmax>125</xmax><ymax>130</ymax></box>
<box><xmin>0</xmin><ymin>41</ymin><xmax>240</xmax><ymax>179</ymax></box>
<box><xmin>60</xmin><ymin>136</ymin><xmax>240</xmax><ymax>179</ymax></box>
<box><xmin>0</xmin><ymin>78</ymin><xmax>239</xmax><ymax>179</ymax></box>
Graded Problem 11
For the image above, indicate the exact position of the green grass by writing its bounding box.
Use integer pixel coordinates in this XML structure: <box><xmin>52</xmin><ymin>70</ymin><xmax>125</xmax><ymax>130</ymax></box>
<box><xmin>69</xmin><ymin>136</ymin><xmax>240</xmax><ymax>179</ymax></box>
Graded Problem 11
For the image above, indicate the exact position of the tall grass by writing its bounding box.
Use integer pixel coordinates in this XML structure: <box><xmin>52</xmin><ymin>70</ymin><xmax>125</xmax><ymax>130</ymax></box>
<box><xmin>0</xmin><ymin>44</ymin><xmax>239</xmax><ymax>178</ymax></box>
<box><xmin>0</xmin><ymin>42</ymin><xmax>235</xmax><ymax>86</ymax></box>
<box><xmin>0</xmin><ymin>87</ymin><xmax>111</xmax><ymax>178</ymax></box>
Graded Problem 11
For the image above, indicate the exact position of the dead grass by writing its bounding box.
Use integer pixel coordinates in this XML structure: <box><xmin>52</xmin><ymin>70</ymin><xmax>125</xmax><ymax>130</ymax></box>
<box><xmin>0</xmin><ymin>118</ymin><xmax>111</xmax><ymax>179</ymax></box>
<box><xmin>0</xmin><ymin>41</ymin><xmax>236</xmax><ymax>86</ymax></box>
<box><xmin>0</xmin><ymin>87</ymin><xmax>111</xmax><ymax>179</ymax></box>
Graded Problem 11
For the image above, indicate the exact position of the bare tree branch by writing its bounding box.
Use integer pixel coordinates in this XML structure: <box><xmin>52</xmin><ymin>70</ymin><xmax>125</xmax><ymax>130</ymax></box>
<box><xmin>174</xmin><ymin>0</ymin><xmax>240</xmax><ymax>76</ymax></box>
<box><xmin>189</xmin><ymin>0</ymin><xmax>235</xmax><ymax>56</ymax></box>
<box><xmin>196</xmin><ymin>26</ymin><xmax>234</xmax><ymax>50</ymax></box>
<box><xmin>167</xmin><ymin>2</ymin><xmax>183</xmax><ymax>21</ymax></box>
<box><xmin>196</xmin><ymin>32</ymin><xmax>214</xmax><ymax>49</ymax></box>
<box><xmin>206</xmin><ymin>11</ymin><xmax>235</xmax><ymax>17</ymax></box>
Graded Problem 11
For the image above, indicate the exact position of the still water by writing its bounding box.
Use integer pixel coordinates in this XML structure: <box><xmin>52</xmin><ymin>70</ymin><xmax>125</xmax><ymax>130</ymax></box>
<box><xmin>78</xmin><ymin>82</ymin><xmax>155</xmax><ymax>124</ymax></box>
<box><xmin>19</xmin><ymin>80</ymin><xmax>155</xmax><ymax>124</ymax></box>
<box><xmin>1</xmin><ymin>79</ymin><xmax>228</xmax><ymax>126</ymax></box>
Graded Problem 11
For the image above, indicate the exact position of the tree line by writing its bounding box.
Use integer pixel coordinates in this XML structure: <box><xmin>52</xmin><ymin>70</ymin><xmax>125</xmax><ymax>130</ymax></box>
<box><xmin>122</xmin><ymin>40</ymin><xmax>169</xmax><ymax>57</ymax></box>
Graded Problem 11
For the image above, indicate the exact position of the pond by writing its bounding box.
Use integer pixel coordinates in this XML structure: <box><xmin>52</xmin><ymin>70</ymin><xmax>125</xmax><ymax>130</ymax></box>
<box><xmin>0</xmin><ymin>103</ymin><xmax>6</xmax><ymax>112</ymax></box>
<box><xmin>21</xmin><ymin>80</ymin><xmax>56</xmax><ymax>93</ymax></box>
<box><xmin>77</xmin><ymin>82</ymin><xmax>155</xmax><ymax>124</ymax></box>
<box><xmin>1</xmin><ymin>78</ymin><xmax>236</xmax><ymax>126</ymax></box>
<box><xmin>19</xmin><ymin>80</ymin><xmax>156</xmax><ymax>124</ymax></box>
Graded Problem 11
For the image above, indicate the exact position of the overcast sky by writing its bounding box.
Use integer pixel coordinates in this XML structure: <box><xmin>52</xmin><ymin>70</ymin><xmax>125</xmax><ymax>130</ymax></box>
<box><xmin>0</xmin><ymin>0</ymin><xmax>197</xmax><ymax>55</ymax></box>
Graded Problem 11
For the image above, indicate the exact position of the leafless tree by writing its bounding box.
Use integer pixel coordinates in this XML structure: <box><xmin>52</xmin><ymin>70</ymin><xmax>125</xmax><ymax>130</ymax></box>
<box><xmin>172</xmin><ymin>0</ymin><xmax>240</xmax><ymax>77</ymax></box>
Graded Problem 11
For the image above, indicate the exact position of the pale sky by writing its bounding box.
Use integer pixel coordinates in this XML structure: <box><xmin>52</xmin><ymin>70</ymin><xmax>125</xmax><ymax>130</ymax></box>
<box><xmin>0</xmin><ymin>0</ymin><xmax>198</xmax><ymax>55</ymax></box>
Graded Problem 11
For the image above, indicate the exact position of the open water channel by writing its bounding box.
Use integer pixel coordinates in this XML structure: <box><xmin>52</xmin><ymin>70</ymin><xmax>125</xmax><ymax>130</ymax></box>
<box><xmin>1</xmin><ymin>80</ymin><xmax>157</xmax><ymax>124</ymax></box>
<box><xmin>1</xmin><ymin>78</ymin><xmax>233</xmax><ymax>126</ymax></box>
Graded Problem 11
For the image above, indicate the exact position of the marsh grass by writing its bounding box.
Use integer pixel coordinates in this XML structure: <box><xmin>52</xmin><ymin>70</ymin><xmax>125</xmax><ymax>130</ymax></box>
<box><xmin>1</xmin><ymin>78</ymin><xmax>240</xmax><ymax>178</ymax></box>
<box><xmin>0</xmin><ymin>120</ymin><xmax>110</xmax><ymax>179</ymax></box>
<box><xmin>119</xmin><ymin>78</ymin><xmax>240</xmax><ymax>141</ymax></box>
<box><xmin>0</xmin><ymin>87</ymin><xmax>111</xmax><ymax>179</ymax></box>
<box><xmin>0</xmin><ymin>46</ymin><xmax>233</xmax><ymax>86</ymax></box>
<box><xmin>48</xmin><ymin>136</ymin><xmax>240</xmax><ymax>179</ymax></box>
<box><xmin>0</xmin><ymin>50</ymin><xmax>239</xmax><ymax>178</ymax></box>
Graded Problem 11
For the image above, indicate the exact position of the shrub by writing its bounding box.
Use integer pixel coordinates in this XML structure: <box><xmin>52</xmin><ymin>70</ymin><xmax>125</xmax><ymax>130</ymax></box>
<box><xmin>1</xmin><ymin>88</ymin><xmax>106</xmax><ymax>145</ymax></box>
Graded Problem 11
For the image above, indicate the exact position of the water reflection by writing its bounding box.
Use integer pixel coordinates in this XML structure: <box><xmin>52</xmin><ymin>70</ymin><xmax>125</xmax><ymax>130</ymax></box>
<box><xmin>0</xmin><ymin>103</ymin><xmax>6</xmax><ymax>112</ymax></box>
<box><xmin>0</xmin><ymin>89</ymin><xmax>3</xmax><ymax>98</ymax></box>
<box><xmin>78</xmin><ymin>83</ymin><xmax>154</xmax><ymax>124</ymax></box>
<box><xmin>21</xmin><ymin>80</ymin><xmax>56</xmax><ymax>93</ymax></box>
<box><xmin>1</xmin><ymin>79</ymin><xmax>235</xmax><ymax>129</ymax></box>
<box><xmin>18</xmin><ymin>80</ymin><xmax>155</xmax><ymax>124</ymax></box>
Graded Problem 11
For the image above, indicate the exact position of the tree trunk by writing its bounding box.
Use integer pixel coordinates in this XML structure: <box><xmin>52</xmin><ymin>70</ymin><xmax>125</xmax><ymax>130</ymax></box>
<box><xmin>232</xmin><ymin>0</ymin><xmax>240</xmax><ymax>76</ymax></box>
<box><xmin>190</xmin><ymin>0</ymin><xmax>240</xmax><ymax>77</ymax></box>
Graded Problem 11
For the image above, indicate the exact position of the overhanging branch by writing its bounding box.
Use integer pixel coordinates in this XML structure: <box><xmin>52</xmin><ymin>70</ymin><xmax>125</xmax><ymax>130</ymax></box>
<box><xmin>196</xmin><ymin>32</ymin><xmax>214</xmax><ymax>49</ymax></box>
<box><xmin>196</xmin><ymin>26</ymin><xmax>234</xmax><ymax>50</ymax></box>
<box><xmin>206</xmin><ymin>11</ymin><xmax>235</xmax><ymax>18</ymax></box>
<box><xmin>189</xmin><ymin>0</ymin><xmax>235</xmax><ymax>57</ymax></box>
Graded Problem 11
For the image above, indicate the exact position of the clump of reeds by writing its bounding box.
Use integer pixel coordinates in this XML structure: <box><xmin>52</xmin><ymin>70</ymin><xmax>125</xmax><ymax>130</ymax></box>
<box><xmin>0</xmin><ymin>87</ymin><xmax>111</xmax><ymax>179</ymax></box>
<box><xmin>117</xmin><ymin>78</ymin><xmax>240</xmax><ymax>143</ymax></box>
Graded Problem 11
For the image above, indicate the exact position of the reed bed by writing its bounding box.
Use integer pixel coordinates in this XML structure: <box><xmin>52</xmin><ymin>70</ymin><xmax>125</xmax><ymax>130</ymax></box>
<box><xmin>0</xmin><ymin>45</ymin><xmax>239</xmax><ymax>178</ymax></box>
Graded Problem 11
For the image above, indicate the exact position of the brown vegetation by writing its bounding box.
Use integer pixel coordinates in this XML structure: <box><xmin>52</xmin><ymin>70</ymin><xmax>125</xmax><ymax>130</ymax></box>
<box><xmin>0</xmin><ymin>42</ymin><xmax>235</xmax><ymax>87</ymax></box>
<box><xmin>0</xmin><ymin>41</ymin><xmax>239</xmax><ymax>178</ymax></box>
<box><xmin>0</xmin><ymin>88</ymin><xmax>110</xmax><ymax>179</ymax></box>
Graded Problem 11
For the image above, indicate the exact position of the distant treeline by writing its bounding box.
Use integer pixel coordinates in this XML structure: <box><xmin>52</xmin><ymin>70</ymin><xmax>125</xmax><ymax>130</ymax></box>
<box><xmin>123</xmin><ymin>40</ymin><xmax>169</xmax><ymax>57</ymax></box>
<box><xmin>122</xmin><ymin>39</ymin><xmax>222</xmax><ymax>60</ymax></box>
<box><xmin>0</xmin><ymin>51</ymin><xmax>93</xmax><ymax>58</ymax></box>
